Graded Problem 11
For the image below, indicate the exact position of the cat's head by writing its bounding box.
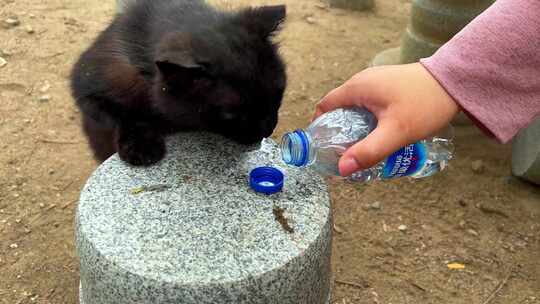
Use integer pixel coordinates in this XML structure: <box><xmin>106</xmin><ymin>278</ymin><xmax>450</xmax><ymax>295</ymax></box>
<box><xmin>152</xmin><ymin>5</ymin><xmax>287</xmax><ymax>144</ymax></box>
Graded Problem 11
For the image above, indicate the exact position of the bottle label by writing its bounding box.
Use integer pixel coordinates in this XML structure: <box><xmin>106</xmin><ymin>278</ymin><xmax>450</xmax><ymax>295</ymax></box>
<box><xmin>382</xmin><ymin>143</ymin><xmax>427</xmax><ymax>179</ymax></box>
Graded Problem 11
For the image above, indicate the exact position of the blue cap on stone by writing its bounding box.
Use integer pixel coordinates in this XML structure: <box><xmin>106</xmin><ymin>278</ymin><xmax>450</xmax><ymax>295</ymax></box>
<box><xmin>249</xmin><ymin>167</ymin><xmax>284</xmax><ymax>195</ymax></box>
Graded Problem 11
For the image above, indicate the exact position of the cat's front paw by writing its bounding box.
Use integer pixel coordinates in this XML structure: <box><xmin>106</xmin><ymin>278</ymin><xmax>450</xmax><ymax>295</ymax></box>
<box><xmin>117</xmin><ymin>136</ymin><xmax>166</xmax><ymax>166</ymax></box>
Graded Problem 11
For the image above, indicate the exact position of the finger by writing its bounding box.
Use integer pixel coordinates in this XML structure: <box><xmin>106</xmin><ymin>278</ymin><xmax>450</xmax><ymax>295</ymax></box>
<box><xmin>338</xmin><ymin>119</ymin><xmax>410</xmax><ymax>177</ymax></box>
<box><xmin>312</xmin><ymin>83</ymin><xmax>363</xmax><ymax>121</ymax></box>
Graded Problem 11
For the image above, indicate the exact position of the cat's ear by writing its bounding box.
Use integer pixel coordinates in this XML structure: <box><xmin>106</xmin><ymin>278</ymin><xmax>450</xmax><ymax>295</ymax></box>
<box><xmin>155</xmin><ymin>53</ymin><xmax>205</xmax><ymax>83</ymax></box>
<box><xmin>238</xmin><ymin>5</ymin><xmax>286</xmax><ymax>38</ymax></box>
<box><xmin>155</xmin><ymin>32</ymin><xmax>208</xmax><ymax>82</ymax></box>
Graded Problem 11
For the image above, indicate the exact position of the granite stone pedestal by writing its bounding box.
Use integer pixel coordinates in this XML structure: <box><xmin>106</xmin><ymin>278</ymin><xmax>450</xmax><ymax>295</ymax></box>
<box><xmin>76</xmin><ymin>133</ymin><xmax>333</xmax><ymax>304</ymax></box>
<box><xmin>512</xmin><ymin>118</ymin><xmax>540</xmax><ymax>185</ymax></box>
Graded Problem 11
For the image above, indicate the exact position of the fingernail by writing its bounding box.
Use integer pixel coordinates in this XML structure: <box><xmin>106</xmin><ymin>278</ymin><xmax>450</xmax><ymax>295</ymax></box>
<box><xmin>339</xmin><ymin>156</ymin><xmax>360</xmax><ymax>177</ymax></box>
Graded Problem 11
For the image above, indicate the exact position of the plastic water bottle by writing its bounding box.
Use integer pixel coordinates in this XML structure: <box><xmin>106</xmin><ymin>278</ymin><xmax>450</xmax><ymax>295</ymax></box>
<box><xmin>280</xmin><ymin>108</ymin><xmax>454</xmax><ymax>182</ymax></box>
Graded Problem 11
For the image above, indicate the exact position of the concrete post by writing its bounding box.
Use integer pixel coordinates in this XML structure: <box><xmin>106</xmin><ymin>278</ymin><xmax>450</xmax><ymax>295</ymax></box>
<box><xmin>512</xmin><ymin>118</ymin><xmax>540</xmax><ymax>185</ymax></box>
<box><xmin>371</xmin><ymin>0</ymin><xmax>496</xmax><ymax>125</ymax></box>
<box><xmin>76</xmin><ymin>133</ymin><xmax>333</xmax><ymax>304</ymax></box>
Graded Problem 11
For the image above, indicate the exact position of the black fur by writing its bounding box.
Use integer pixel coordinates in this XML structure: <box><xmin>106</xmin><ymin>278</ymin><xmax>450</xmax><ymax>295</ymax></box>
<box><xmin>70</xmin><ymin>0</ymin><xmax>287</xmax><ymax>166</ymax></box>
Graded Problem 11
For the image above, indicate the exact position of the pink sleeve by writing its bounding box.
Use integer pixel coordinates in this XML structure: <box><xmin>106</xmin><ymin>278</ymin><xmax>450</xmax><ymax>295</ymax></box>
<box><xmin>420</xmin><ymin>0</ymin><xmax>540</xmax><ymax>143</ymax></box>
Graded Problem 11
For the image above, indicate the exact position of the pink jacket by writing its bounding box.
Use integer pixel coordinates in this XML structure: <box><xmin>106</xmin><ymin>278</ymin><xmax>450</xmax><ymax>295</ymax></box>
<box><xmin>420</xmin><ymin>0</ymin><xmax>540</xmax><ymax>143</ymax></box>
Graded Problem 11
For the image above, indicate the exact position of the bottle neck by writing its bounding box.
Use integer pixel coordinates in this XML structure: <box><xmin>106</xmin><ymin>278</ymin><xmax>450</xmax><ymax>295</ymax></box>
<box><xmin>281</xmin><ymin>129</ymin><xmax>311</xmax><ymax>167</ymax></box>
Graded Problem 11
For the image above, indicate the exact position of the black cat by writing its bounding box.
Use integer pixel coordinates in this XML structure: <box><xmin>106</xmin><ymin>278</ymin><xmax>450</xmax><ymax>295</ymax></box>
<box><xmin>70</xmin><ymin>0</ymin><xmax>287</xmax><ymax>166</ymax></box>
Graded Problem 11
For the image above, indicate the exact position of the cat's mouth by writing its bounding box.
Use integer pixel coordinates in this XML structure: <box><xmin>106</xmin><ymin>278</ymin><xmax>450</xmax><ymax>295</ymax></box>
<box><xmin>209</xmin><ymin>127</ymin><xmax>269</xmax><ymax>145</ymax></box>
<box><xmin>206</xmin><ymin>120</ymin><xmax>275</xmax><ymax>145</ymax></box>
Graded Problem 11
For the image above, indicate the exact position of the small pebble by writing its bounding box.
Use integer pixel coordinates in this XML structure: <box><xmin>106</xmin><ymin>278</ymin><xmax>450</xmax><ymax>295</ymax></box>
<box><xmin>471</xmin><ymin>160</ymin><xmax>484</xmax><ymax>174</ymax></box>
<box><xmin>38</xmin><ymin>95</ymin><xmax>50</xmax><ymax>102</ymax></box>
<box><xmin>0</xmin><ymin>49</ymin><xmax>13</xmax><ymax>57</ymax></box>
<box><xmin>3</xmin><ymin>17</ymin><xmax>20</xmax><ymax>28</ymax></box>
<box><xmin>305</xmin><ymin>16</ymin><xmax>317</xmax><ymax>24</ymax></box>
<box><xmin>29</xmin><ymin>14</ymin><xmax>36</xmax><ymax>19</ymax></box>
<box><xmin>39</xmin><ymin>203</ymin><xmax>45</xmax><ymax>208</ymax></box>
<box><xmin>25</xmin><ymin>25</ymin><xmax>34</xmax><ymax>34</ymax></box>
<box><xmin>39</xmin><ymin>82</ymin><xmax>51</xmax><ymax>93</ymax></box>
<box><xmin>333</xmin><ymin>223</ymin><xmax>344</xmax><ymax>234</ymax></box>
<box><xmin>9</xmin><ymin>243</ymin><xmax>18</xmax><ymax>249</ymax></box>
<box><xmin>467</xmin><ymin>229</ymin><xmax>479</xmax><ymax>236</ymax></box>
<box><xmin>0</xmin><ymin>57</ymin><xmax>7</xmax><ymax>68</ymax></box>
<box><xmin>514</xmin><ymin>240</ymin><xmax>527</xmax><ymax>248</ymax></box>
<box><xmin>370</xmin><ymin>201</ymin><xmax>381</xmax><ymax>210</ymax></box>
<box><xmin>398</xmin><ymin>225</ymin><xmax>408</xmax><ymax>232</ymax></box>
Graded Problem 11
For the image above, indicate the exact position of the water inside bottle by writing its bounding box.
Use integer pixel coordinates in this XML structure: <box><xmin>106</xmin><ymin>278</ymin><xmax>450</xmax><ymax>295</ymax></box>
<box><xmin>280</xmin><ymin>107</ymin><xmax>454</xmax><ymax>182</ymax></box>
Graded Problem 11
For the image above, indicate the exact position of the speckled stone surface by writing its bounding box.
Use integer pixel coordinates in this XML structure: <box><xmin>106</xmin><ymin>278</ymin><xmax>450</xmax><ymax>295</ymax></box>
<box><xmin>76</xmin><ymin>132</ymin><xmax>332</xmax><ymax>304</ymax></box>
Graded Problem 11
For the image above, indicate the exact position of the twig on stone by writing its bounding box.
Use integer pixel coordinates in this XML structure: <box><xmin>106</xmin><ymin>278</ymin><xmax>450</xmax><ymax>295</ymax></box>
<box><xmin>273</xmin><ymin>207</ymin><xmax>294</xmax><ymax>234</ymax></box>
<box><xmin>130</xmin><ymin>184</ymin><xmax>171</xmax><ymax>195</ymax></box>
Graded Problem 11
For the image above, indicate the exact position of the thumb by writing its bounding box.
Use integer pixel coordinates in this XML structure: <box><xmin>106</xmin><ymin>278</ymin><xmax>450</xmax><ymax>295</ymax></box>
<box><xmin>338</xmin><ymin>119</ymin><xmax>410</xmax><ymax>177</ymax></box>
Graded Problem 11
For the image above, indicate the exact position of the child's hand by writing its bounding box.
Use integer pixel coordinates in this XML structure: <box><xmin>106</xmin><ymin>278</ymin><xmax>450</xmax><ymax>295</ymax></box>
<box><xmin>314</xmin><ymin>63</ymin><xmax>460</xmax><ymax>177</ymax></box>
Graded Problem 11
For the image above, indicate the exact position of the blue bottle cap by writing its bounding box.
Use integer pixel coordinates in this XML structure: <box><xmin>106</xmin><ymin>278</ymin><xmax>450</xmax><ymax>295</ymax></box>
<box><xmin>281</xmin><ymin>129</ymin><xmax>310</xmax><ymax>167</ymax></box>
<box><xmin>249</xmin><ymin>167</ymin><xmax>284</xmax><ymax>195</ymax></box>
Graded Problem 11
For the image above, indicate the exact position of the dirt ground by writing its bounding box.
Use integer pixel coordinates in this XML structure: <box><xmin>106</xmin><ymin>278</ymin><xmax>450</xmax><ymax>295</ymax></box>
<box><xmin>0</xmin><ymin>0</ymin><xmax>539</xmax><ymax>303</ymax></box>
